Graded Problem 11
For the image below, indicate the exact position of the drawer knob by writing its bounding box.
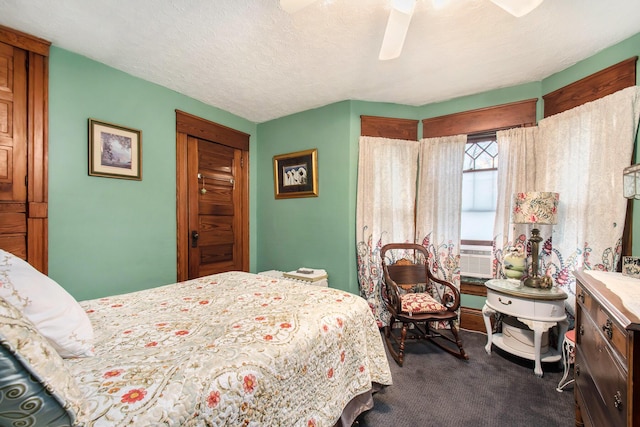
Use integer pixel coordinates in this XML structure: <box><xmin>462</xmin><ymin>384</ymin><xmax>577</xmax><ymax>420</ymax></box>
<box><xmin>579</xmin><ymin>324</ymin><xmax>584</xmax><ymax>336</ymax></box>
<box><xmin>577</xmin><ymin>292</ymin><xmax>585</xmax><ymax>304</ymax></box>
<box><xmin>602</xmin><ymin>319</ymin><xmax>613</xmax><ymax>340</ymax></box>
<box><xmin>498</xmin><ymin>297</ymin><xmax>512</xmax><ymax>306</ymax></box>
<box><xmin>614</xmin><ymin>391</ymin><xmax>623</xmax><ymax>410</ymax></box>
<box><xmin>575</xmin><ymin>365</ymin><xmax>580</xmax><ymax>376</ymax></box>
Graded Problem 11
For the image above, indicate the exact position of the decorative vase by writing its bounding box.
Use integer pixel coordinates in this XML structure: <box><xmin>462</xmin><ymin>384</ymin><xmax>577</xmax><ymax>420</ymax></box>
<box><xmin>503</xmin><ymin>250</ymin><xmax>526</xmax><ymax>280</ymax></box>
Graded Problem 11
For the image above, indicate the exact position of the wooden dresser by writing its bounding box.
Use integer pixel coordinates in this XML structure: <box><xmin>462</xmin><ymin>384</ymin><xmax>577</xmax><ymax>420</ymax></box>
<box><xmin>574</xmin><ymin>270</ymin><xmax>640</xmax><ymax>427</ymax></box>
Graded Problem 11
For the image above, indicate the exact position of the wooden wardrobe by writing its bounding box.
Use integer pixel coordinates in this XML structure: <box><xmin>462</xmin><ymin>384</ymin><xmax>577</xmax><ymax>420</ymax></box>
<box><xmin>0</xmin><ymin>26</ymin><xmax>50</xmax><ymax>273</ymax></box>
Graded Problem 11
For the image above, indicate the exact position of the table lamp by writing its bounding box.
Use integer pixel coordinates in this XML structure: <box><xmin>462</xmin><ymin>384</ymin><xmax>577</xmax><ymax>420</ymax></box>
<box><xmin>512</xmin><ymin>192</ymin><xmax>559</xmax><ymax>288</ymax></box>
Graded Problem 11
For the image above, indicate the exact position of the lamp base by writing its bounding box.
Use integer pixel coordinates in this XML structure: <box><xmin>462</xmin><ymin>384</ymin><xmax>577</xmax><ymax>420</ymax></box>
<box><xmin>522</xmin><ymin>275</ymin><xmax>553</xmax><ymax>289</ymax></box>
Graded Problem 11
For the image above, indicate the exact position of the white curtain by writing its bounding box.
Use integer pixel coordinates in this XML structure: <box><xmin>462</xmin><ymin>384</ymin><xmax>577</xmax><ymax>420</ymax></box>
<box><xmin>534</xmin><ymin>85</ymin><xmax>640</xmax><ymax>316</ymax></box>
<box><xmin>416</xmin><ymin>135</ymin><xmax>467</xmax><ymax>286</ymax></box>
<box><xmin>492</xmin><ymin>127</ymin><xmax>537</xmax><ymax>276</ymax></box>
<box><xmin>356</xmin><ymin>136</ymin><xmax>420</xmax><ymax>326</ymax></box>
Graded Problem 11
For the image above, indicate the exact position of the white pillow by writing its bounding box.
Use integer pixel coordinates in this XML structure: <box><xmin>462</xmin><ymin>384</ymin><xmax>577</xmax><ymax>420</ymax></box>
<box><xmin>0</xmin><ymin>249</ymin><xmax>94</xmax><ymax>358</ymax></box>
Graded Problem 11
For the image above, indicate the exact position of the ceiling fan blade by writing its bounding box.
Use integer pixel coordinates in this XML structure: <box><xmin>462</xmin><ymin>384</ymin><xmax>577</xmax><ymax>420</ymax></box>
<box><xmin>379</xmin><ymin>0</ymin><xmax>417</xmax><ymax>61</ymax></box>
<box><xmin>490</xmin><ymin>0</ymin><xmax>544</xmax><ymax>17</ymax></box>
<box><xmin>280</xmin><ymin>0</ymin><xmax>319</xmax><ymax>14</ymax></box>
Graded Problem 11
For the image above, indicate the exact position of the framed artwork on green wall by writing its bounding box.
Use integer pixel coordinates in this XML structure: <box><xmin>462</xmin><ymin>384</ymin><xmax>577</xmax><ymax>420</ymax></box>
<box><xmin>89</xmin><ymin>118</ymin><xmax>142</xmax><ymax>180</ymax></box>
<box><xmin>273</xmin><ymin>148</ymin><xmax>318</xmax><ymax>199</ymax></box>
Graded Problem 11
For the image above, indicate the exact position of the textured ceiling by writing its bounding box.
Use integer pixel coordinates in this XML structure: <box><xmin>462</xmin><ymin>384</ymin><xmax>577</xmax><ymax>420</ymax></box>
<box><xmin>1</xmin><ymin>0</ymin><xmax>640</xmax><ymax>123</ymax></box>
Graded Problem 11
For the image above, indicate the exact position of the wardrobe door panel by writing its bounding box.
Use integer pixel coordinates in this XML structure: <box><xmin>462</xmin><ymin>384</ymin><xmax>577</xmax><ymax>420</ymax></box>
<box><xmin>0</xmin><ymin>41</ymin><xmax>27</xmax><ymax>258</ymax></box>
<box><xmin>0</xmin><ymin>27</ymin><xmax>49</xmax><ymax>271</ymax></box>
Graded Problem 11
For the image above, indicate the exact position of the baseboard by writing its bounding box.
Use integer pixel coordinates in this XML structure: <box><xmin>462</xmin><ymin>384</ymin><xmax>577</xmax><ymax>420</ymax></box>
<box><xmin>460</xmin><ymin>307</ymin><xmax>487</xmax><ymax>333</ymax></box>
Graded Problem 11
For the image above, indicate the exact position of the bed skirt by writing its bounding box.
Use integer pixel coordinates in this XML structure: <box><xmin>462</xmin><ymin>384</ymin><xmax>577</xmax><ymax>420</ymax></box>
<box><xmin>334</xmin><ymin>383</ymin><xmax>385</xmax><ymax>427</ymax></box>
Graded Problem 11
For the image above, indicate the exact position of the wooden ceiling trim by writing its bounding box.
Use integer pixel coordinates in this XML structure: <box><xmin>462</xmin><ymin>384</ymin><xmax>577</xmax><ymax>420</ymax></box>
<box><xmin>543</xmin><ymin>56</ymin><xmax>637</xmax><ymax>118</ymax></box>
<box><xmin>422</xmin><ymin>99</ymin><xmax>537</xmax><ymax>138</ymax></box>
<box><xmin>176</xmin><ymin>110</ymin><xmax>250</xmax><ymax>151</ymax></box>
<box><xmin>360</xmin><ymin>115</ymin><xmax>419</xmax><ymax>140</ymax></box>
<box><xmin>0</xmin><ymin>25</ymin><xmax>50</xmax><ymax>57</ymax></box>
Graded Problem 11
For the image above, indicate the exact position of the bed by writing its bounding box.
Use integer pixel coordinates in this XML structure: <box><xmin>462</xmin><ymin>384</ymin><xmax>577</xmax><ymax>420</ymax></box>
<box><xmin>0</xmin><ymin>250</ymin><xmax>392</xmax><ymax>426</ymax></box>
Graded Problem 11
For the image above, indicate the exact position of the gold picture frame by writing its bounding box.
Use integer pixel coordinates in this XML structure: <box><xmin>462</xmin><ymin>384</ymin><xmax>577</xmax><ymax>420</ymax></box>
<box><xmin>273</xmin><ymin>149</ymin><xmax>318</xmax><ymax>199</ymax></box>
<box><xmin>89</xmin><ymin>118</ymin><xmax>142</xmax><ymax>180</ymax></box>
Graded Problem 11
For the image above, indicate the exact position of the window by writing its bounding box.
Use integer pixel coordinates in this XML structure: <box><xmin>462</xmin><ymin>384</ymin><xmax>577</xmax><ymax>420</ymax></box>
<box><xmin>420</xmin><ymin>99</ymin><xmax>536</xmax><ymax>253</ymax></box>
<box><xmin>461</xmin><ymin>133</ymin><xmax>498</xmax><ymax>244</ymax></box>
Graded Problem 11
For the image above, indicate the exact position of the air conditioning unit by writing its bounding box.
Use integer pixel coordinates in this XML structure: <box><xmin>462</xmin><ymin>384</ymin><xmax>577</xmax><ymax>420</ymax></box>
<box><xmin>460</xmin><ymin>245</ymin><xmax>493</xmax><ymax>278</ymax></box>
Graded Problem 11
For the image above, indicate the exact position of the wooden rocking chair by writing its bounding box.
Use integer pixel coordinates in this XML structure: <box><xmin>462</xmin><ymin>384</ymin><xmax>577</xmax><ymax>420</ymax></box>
<box><xmin>381</xmin><ymin>243</ymin><xmax>468</xmax><ymax>366</ymax></box>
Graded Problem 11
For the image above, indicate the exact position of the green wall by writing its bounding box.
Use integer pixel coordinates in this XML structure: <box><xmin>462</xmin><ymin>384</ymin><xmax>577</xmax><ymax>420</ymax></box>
<box><xmin>47</xmin><ymin>31</ymin><xmax>640</xmax><ymax>301</ymax></box>
<box><xmin>255</xmin><ymin>101</ymin><xmax>422</xmax><ymax>294</ymax></box>
<box><xmin>48</xmin><ymin>47</ymin><xmax>257</xmax><ymax>300</ymax></box>
<box><xmin>255</xmin><ymin>102</ymin><xmax>359</xmax><ymax>293</ymax></box>
<box><xmin>256</xmin><ymin>31</ymin><xmax>640</xmax><ymax>302</ymax></box>
<box><xmin>418</xmin><ymin>82</ymin><xmax>542</xmax><ymax>121</ymax></box>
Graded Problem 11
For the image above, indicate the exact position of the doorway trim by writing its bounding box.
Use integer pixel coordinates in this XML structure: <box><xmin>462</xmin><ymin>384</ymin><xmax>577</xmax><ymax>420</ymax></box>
<box><xmin>175</xmin><ymin>110</ymin><xmax>250</xmax><ymax>281</ymax></box>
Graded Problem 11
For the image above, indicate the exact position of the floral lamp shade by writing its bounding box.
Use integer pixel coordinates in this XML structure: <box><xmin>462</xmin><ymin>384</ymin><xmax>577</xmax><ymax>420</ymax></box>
<box><xmin>511</xmin><ymin>192</ymin><xmax>559</xmax><ymax>289</ymax></box>
<box><xmin>512</xmin><ymin>192</ymin><xmax>559</xmax><ymax>225</ymax></box>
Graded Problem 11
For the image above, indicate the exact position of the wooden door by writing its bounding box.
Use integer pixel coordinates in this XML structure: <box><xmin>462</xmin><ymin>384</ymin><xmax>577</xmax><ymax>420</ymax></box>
<box><xmin>0</xmin><ymin>41</ymin><xmax>27</xmax><ymax>258</ymax></box>
<box><xmin>187</xmin><ymin>137</ymin><xmax>244</xmax><ymax>277</ymax></box>
<box><xmin>176</xmin><ymin>110</ymin><xmax>250</xmax><ymax>281</ymax></box>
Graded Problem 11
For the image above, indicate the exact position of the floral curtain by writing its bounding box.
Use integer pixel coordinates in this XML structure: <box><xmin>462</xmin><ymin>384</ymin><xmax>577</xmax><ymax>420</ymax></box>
<box><xmin>533</xmin><ymin>86</ymin><xmax>640</xmax><ymax>317</ymax></box>
<box><xmin>356</xmin><ymin>136</ymin><xmax>420</xmax><ymax>326</ymax></box>
<box><xmin>415</xmin><ymin>135</ymin><xmax>467</xmax><ymax>287</ymax></box>
<box><xmin>492</xmin><ymin>127</ymin><xmax>537</xmax><ymax>277</ymax></box>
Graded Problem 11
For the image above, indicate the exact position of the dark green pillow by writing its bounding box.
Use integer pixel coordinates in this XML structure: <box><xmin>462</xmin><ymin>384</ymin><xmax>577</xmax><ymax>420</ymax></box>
<box><xmin>0</xmin><ymin>297</ymin><xmax>88</xmax><ymax>426</ymax></box>
<box><xmin>0</xmin><ymin>344</ymin><xmax>74</xmax><ymax>426</ymax></box>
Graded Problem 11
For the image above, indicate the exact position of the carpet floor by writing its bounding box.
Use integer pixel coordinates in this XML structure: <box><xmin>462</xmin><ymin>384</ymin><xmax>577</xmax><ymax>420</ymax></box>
<box><xmin>359</xmin><ymin>329</ymin><xmax>575</xmax><ymax>427</ymax></box>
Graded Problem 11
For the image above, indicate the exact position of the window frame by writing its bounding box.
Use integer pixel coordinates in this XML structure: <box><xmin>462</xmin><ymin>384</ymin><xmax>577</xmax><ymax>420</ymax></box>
<box><xmin>461</xmin><ymin>132</ymin><xmax>498</xmax><ymax>247</ymax></box>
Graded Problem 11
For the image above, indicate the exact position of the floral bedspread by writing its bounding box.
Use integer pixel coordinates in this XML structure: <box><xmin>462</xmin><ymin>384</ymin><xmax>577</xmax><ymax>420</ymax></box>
<box><xmin>65</xmin><ymin>271</ymin><xmax>392</xmax><ymax>426</ymax></box>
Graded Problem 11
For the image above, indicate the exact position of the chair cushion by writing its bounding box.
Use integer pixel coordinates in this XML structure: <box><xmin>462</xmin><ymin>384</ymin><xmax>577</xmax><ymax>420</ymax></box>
<box><xmin>401</xmin><ymin>292</ymin><xmax>447</xmax><ymax>314</ymax></box>
<box><xmin>0</xmin><ymin>296</ymin><xmax>88</xmax><ymax>426</ymax></box>
<box><xmin>0</xmin><ymin>249</ymin><xmax>94</xmax><ymax>358</ymax></box>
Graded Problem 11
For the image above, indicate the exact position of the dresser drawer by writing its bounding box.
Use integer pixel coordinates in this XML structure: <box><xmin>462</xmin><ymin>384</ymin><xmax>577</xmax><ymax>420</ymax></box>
<box><xmin>594</xmin><ymin>305</ymin><xmax>628</xmax><ymax>363</ymax></box>
<box><xmin>486</xmin><ymin>290</ymin><xmax>565</xmax><ymax>320</ymax></box>
<box><xmin>573</xmin><ymin>270</ymin><xmax>640</xmax><ymax>427</ymax></box>
<box><xmin>576</xmin><ymin>284</ymin><xmax>597</xmax><ymax>320</ymax></box>
<box><xmin>577</xmin><ymin>283</ymin><xmax>627</xmax><ymax>363</ymax></box>
<box><xmin>575</xmin><ymin>348</ymin><xmax>627</xmax><ymax>427</ymax></box>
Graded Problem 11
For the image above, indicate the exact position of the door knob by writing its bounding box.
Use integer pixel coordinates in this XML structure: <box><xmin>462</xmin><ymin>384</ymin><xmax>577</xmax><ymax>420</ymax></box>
<box><xmin>191</xmin><ymin>231</ymin><xmax>199</xmax><ymax>248</ymax></box>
